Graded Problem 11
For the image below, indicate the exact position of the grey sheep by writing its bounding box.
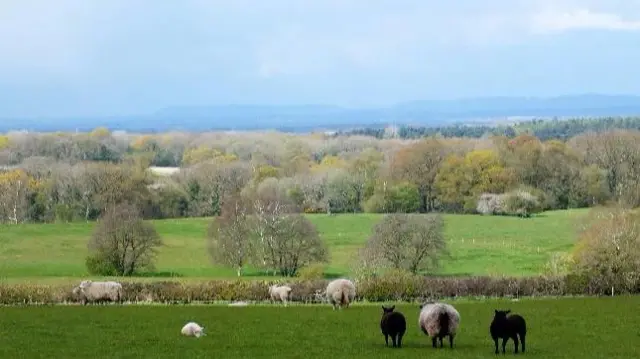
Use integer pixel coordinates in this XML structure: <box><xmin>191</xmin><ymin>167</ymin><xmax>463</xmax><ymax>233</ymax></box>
<box><xmin>418</xmin><ymin>302</ymin><xmax>461</xmax><ymax>348</ymax></box>
<box><xmin>72</xmin><ymin>280</ymin><xmax>123</xmax><ymax>305</ymax></box>
<box><xmin>325</xmin><ymin>278</ymin><xmax>356</xmax><ymax>310</ymax></box>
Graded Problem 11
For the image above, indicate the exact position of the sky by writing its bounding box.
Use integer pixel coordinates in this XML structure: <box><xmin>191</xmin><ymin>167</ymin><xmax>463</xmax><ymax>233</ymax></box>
<box><xmin>1</xmin><ymin>0</ymin><xmax>640</xmax><ymax>117</ymax></box>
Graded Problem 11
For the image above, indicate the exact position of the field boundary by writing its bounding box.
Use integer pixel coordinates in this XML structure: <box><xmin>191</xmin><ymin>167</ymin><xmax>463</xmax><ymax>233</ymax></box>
<box><xmin>0</xmin><ymin>274</ymin><xmax>632</xmax><ymax>305</ymax></box>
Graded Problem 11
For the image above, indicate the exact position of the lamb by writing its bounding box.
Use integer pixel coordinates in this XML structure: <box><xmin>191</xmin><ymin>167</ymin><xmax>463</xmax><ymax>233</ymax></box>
<box><xmin>181</xmin><ymin>322</ymin><xmax>206</xmax><ymax>338</ymax></box>
<box><xmin>325</xmin><ymin>278</ymin><xmax>356</xmax><ymax>310</ymax></box>
<box><xmin>490</xmin><ymin>309</ymin><xmax>527</xmax><ymax>354</ymax></box>
<box><xmin>268</xmin><ymin>284</ymin><xmax>293</xmax><ymax>306</ymax></box>
<box><xmin>380</xmin><ymin>305</ymin><xmax>406</xmax><ymax>348</ymax></box>
<box><xmin>418</xmin><ymin>302</ymin><xmax>461</xmax><ymax>348</ymax></box>
<box><xmin>72</xmin><ymin>280</ymin><xmax>123</xmax><ymax>305</ymax></box>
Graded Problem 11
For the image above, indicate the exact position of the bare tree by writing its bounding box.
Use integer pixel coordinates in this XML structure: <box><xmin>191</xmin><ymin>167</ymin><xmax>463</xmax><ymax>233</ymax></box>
<box><xmin>86</xmin><ymin>202</ymin><xmax>163</xmax><ymax>276</ymax></box>
<box><xmin>207</xmin><ymin>195</ymin><xmax>253</xmax><ymax>277</ymax></box>
<box><xmin>361</xmin><ymin>213</ymin><xmax>447</xmax><ymax>274</ymax></box>
<box><xmin>244</xmin><ymin>179</ymin><xmax>328</xmax><ymax>276</ymax></box>
<box><xmin>266</xmin><ymin>213</ymin><xmax>329</xmax><ymax>277</ymax></box>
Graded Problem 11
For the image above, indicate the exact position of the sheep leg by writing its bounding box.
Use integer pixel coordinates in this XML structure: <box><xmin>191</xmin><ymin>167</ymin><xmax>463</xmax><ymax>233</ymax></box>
<box><xmin>520</xmin><ymin>333</ymin><xmax>526</xmax><ymax>353</ymax></box>
<box><xmin>397</xmin><ymin>333</ymin><xmax>403</xmax><ymax>348</ymax></box>
<box><xmin>431</xmin><ymin>337</ymin><xmax>437</xmax><ymax>348</ymax></box>
<box><xmin>493</xmin><ymin>337</ymin><xmax>499</xmax><ymax>354</ymax></box>
<box><xmin>391</xmin><ymin>335</ymin><xmax>397</xmax><ymax>348</ymax></box>
<box><xmin>384</xmin><ymin>334</ymin><xmax>388</xmax><ymax>346</ymax></box>
<box><xmin>439</xmin><ymin>336</ymin><xmax>444</xmax><ymax>348</ymax></box>
<box><xmin>449</xmin><ymin>334</ymin><xmax>454</xmax><ymax>348</ymax></box>
<box><xmin>501</xmin><ymin>338</ymin><xmax>508</xmax><ymax>354</ymax></box>
<box><xmin>512</xmin><ymin>335</ymin><xmax>520</xmax><ymax>354</ymax></box>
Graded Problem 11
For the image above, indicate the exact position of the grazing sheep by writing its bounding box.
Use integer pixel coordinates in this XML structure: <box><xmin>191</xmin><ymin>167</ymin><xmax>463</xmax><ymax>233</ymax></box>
<box><xmin>490</xmin><ymin>309</ymin><xmax>527</xmax><ymax>354</ymax></box>
<box><xmin>181</xmin><ymin>322</ymin><xmax>206</xmax><ymax>338</ymax></box>
<box><xmin>418</xmin><ymin>302</ymin><xmax>461</xmax><ymax>348</ymax></box>
<box><xmin>72</xmin><ymin>280</ymin><xmax>123</xmax><ymax>305</ymax></box>
<box><xmin>380</xmin><ymin>305</ymin><xmax>407</xmax><ymax>348</ymax></box>
<box><xmin>268</xmin><ymin>284</ymin><xmax>293</xmax><ymax>306</ymax></box>
<box><xmin>325</xmin><ymin>278</ymin><xmax>356</xmax><ymax>310</ymax></box>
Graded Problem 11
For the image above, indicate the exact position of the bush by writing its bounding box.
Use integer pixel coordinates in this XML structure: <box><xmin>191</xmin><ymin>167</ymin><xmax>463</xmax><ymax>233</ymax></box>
<box><xmin>87</xmin><ymin>202</ymin><xmax>163</xmax><ymax>276</ymax></box>
<box><xmin>476</xmin><ymin>188</ymin><xmax>543</xmax><ymax>217</ymax></box>
<box><xmin>1</xmin><ymin>274</ymin><xmax>636</xmax><ymax>305</ymax></box>
<box><xmin>503</xmin><ymin>189</ymin><xmax>543</xmax><ymax>217</ymax></box>
<box><xmin>296</xmin><ymin>263</ymin><xmax>326</xmax><ymax>280</ymax></box>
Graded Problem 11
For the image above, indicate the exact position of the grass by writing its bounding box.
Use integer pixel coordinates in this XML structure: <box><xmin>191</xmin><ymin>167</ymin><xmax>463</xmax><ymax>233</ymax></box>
<box><xmin>0</xmin><ymin>209</ymin><xmax>588</xmax><ymax>283</ymax></box>
<box><xmin>0</xmin><ymin>296</ymin><xmax>638</xmax><ymax>359</ymax></box>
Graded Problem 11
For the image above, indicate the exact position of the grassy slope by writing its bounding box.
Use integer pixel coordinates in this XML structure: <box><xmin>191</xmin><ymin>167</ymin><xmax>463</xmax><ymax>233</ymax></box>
<box><xmin>0</xmin><ymin>296</ymin><xmax>637</xmax><ymax>359</ymax></box>
<box><xmin>0</xmin><ymin>209</ymin><xmax>587</xmax><ymax>283</ymax></box>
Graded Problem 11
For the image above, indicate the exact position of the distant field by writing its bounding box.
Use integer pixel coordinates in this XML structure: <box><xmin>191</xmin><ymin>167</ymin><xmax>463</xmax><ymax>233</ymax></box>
<box><xmin>0</xmin><ymin>209</ymin><xmax>588</xmax><ymax>284</ymax></box>
<box><xmin>0</xmin><ymin>296</ymin><xmax>636</xmax><ymax>359</ymax></box>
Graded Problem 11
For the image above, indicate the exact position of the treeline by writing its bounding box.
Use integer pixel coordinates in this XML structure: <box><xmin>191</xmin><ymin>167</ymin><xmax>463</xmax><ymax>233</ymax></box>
<box><xmin>1</xmin><ymin>126</ymin><xmax>639</xmax><ymax>224</ymax></box>
<box><xmin>340</xmin><ymin>116</ymin><xmax>640</xmax><ymax>141</ymax></box>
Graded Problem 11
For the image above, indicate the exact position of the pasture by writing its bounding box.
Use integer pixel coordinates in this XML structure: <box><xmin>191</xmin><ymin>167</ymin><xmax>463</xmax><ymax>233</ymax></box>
<box><xmin>0</xmin><ymin>209</ymin><xmax>587</xmax><ymax>284</ymax></box>
<box><xmin>0</xmin><ymin>296</ymin><xmax>637</xmax><ymax>359</ymax></box>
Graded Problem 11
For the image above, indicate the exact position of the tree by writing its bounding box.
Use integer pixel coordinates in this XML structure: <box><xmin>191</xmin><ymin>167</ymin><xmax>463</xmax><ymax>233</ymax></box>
<box><xmin>0</xmin><ymin>169</ymin><xmax>38</xmax><ymax>224</ymax></box>
<box><xmin>262</xmin><ymin>213</ymin><xmax>328</xmax><ymax>276</ymax></box>
<box><xmin>245</xmin><ymin>182</ymin><xmax>329</xmax><ymax>276</ymax></box>
<box><xmin>572</xmin><ymin>206</ymin><xmax>640</xmax><ymax>294</ymax></box>
<box><xmin>207</xmin><ymin>195</ymin><xmax>253</xmax><ymax>277</ymax></box>
<box><xmin>435</xmin><ymin>149</ymin><xmax>515</xmax><ymax>212</ymax></box>
<box><xmin>0</xmin><ymin>135</ymin><xmax>9</xmax><ymax>150</ymax></box>
<box><xmin>360</xmin><ymin>213</ymin><xmax>447</xmax><ymax>274</ymax></box>
<box><xmin>86</xmin><ymin>202</ymin><xmax>163</xmax><ymax>276</ymax></box>
<box><xmin>388</xmin><ymin>138</ymin><xmax>447</xmax><ymax>212</ymax></box>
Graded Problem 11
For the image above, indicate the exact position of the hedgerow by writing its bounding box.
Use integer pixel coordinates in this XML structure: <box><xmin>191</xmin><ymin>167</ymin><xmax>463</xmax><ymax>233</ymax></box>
<box><xmin>0</xmin><ymin>273</ymin><xmax>635</xmax><ymax>305</ymax></box>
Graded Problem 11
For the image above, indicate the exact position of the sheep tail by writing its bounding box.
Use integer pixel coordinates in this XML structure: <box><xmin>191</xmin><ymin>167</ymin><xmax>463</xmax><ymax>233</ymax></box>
<box><xmin>438</xmin><ymin>311</ymin><xmax>450</xmax><ymax>335</ymax></box>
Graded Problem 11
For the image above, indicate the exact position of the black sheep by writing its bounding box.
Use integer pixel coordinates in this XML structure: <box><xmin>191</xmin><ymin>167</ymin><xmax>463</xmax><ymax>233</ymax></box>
<box><xmin>380</xmin><ymin>305</ymin><xmax>407</xmax><ymax>348</ymax></box>
<box><xmin>490</xmin><ymin>309</ymin><xmax>527</xmax><ymax>354</ymax></box>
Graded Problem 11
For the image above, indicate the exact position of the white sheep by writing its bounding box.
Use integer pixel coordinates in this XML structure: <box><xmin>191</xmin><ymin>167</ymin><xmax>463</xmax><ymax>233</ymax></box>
<box><xmin>268</xmin><ymin>284</ymin><xmax>293</xmax><ymax>306</ymax></box>
<box><xmin>418</xmin><ymin>302</ymin><xmax>461</xmax><ymax>348</ymax></box>
<box><xmin>72</xmin><ymin>280</ymin><xmax>123</xmax><ymax>305</ymax></box>
<box><xmin>325</xmin><ymin>278</ymin><xmax>356</xmax><ymax>310</ymax></box>
<box><xmin>181</xmin><ymin>322</ymin><xmax>206</xmax><ymax>338</ymax></box>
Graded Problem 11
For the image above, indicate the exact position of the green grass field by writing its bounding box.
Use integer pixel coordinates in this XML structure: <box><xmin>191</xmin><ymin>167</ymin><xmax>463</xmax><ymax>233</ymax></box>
<box><xmin>0</xmin><ymin>296</ymin><xmax>637</xmax><ymax>359</ymax></box>
<box><xmin>0</xmin><ymin>209</ymin><xmax>587</xmax><ymax>283</ymax></box>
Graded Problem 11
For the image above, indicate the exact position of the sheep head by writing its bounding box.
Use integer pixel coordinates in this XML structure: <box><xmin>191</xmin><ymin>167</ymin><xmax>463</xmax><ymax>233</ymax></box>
<box><xmin>493</xmin><ymin>309</ymin><xmax>511</xmax><ymax>321</ymax></box>
<box><xmin>382</xmin><ymin>305</ymin><xmax>396</xmax><ymax>313</ymax></box>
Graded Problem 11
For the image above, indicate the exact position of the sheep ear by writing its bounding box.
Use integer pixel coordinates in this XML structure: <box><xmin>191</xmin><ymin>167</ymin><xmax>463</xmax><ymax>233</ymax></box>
<box><xmin>506</xmin><ymin>310</ymin><xmax>511</xmax><ymax>314</ymax></box>
<box><xmin>495</xmin><ymin>310</ymin><xmax>499</xmax><ymax>314</ymax></box>
<box><xmin>390</xmin><ymin>305</ymin><xmax>395</xmax><ymax>311</ymax></box>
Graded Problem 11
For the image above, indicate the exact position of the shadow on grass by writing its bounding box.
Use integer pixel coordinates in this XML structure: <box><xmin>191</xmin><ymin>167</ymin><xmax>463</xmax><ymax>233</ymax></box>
<box><xmin>372</xmin><ymin>340</ymin><xmax>485</xmax><ymax>351</ymax></box>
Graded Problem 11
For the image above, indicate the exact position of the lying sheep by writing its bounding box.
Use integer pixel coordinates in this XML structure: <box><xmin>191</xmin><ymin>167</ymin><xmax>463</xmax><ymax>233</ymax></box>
<box><xmin>72</xmin><ymin>280</ymin><xmax>123</xmax><ymax>305</ymax></box>
<box><xmin>268</xmin><ymin>284</ymin><xmax>293</xmax><ymax>306</ymax></box>
<box><xmin>325</xmin><ymin>278</ymin><xmax>356</xmax><ymax>310</ymax></box>
<box><xmin>181</xmin><ymin>322</ymin><xmax>206</xmax><ymax>338</ymax></box>
<box><xmin>418</xmin><ymin>302</ymin><xmax>461</xmax><ymax>348</ymax></box>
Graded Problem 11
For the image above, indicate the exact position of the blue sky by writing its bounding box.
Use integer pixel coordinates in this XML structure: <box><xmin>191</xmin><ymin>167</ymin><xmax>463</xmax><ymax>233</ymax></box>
<box><xmin>1</xmin><ymin>0</ymin><xmax>640</xmax><ymax>117</ymax></box>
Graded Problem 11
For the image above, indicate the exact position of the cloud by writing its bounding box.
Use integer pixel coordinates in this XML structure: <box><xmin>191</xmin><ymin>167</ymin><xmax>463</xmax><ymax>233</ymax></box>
<box><xmin>1</xmin><ymin>0</ymin><xmax>639</xmax><ymax>83</ymax></box>
<box><xmin>530</xmin><ymin>8</ymin><xmax>640</xmax><ymax>33</ymax></box>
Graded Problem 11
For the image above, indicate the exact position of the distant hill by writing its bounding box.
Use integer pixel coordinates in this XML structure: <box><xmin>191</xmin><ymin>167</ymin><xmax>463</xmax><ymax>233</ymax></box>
<box><xmin>2</xmin><ymin>94</ymin><xmax>640</xmax><ymax>133</ymax></box>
